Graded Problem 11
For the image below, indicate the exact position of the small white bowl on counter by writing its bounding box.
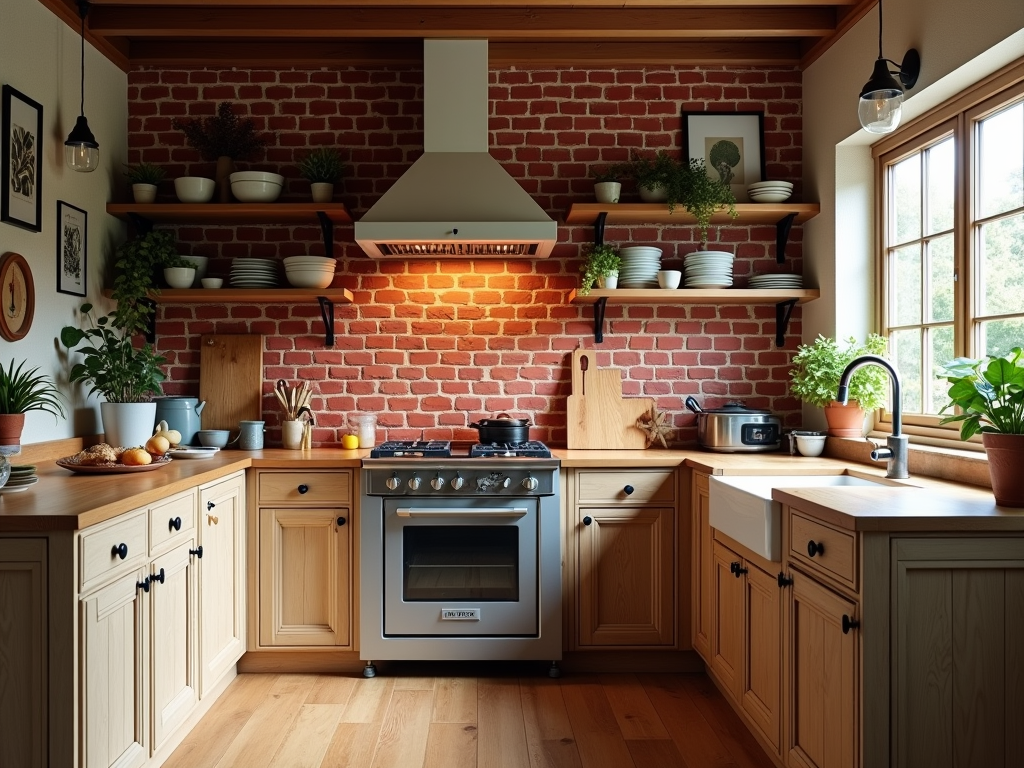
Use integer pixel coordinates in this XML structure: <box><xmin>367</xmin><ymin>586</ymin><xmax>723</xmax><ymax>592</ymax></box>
<box><xmin>229</xmin><ymin>171</ymin><xmax>284</xmax><ymax>203</ymax></box>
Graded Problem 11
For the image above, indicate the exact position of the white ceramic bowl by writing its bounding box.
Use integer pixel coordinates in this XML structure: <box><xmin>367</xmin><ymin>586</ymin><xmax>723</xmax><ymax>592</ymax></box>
<box><xmin>164</xmin><ymin>267</ymin><xmax>196</xmax><ymax>289</ymax></box>
<box><xmin>285</xmin><ymin>271</ymin><xmax>334</xmax><ymax>289</ymax></box>
<box><xmin>748</xmin><ymin>180</ymin><xmax>793</xmax><ymax>190</ymax></box>
<box><xmin>283</xmin><ymin>256</ymin><xmax>336</xmax><ymax>268</ymax></box>
<box><xmin>795</xmin><ymin>434</ymin><xmax>827</xmax><ymax>457</ymax></box>
<box><xmin>748</xmin><ymin>191</ymin><xmax>792</xmax><ymax>203</ymax></box>
<box><xmin>229</xmin><ymin>171</ymin><xmax>284</xmax><ymax>185</ymax></box>
<box><xmin>180</xmin><ymin>255</ymin><xmax>208</xmax><ymax>286</ymax></box>
<box><xmin>201</xmin><ymin>277</ymin><xmax>223</xmax><ymax>289</ymax></box>
<box><xmin>657</xmin><ymin>270</ymin><xmax>682</xmax><ymax>289</ymax></box>
<box><xmin>197</xmin><ymin>429</ymin><xmax>230</xmax><ymax>448</ymax></box>
<box><xmin>230</xmin><ymin>179</ymin><xmax>283</xmax><ymax>203</ymax></box>
<box><xmin>174</xmin><ymin>176</ymin><xmax>215</xmax><ymax>203</ymax></box>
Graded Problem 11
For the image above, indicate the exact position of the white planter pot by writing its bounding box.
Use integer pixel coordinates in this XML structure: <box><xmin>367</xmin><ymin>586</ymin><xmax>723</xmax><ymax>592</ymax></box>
<box><xmin>310</xmin><ymin>183</ymin><xmax>334</xmax><ymax>203</ymax></box>
<box><xmin>101</xmin><ymin>402</ymin><xmax>158</xmax><ymax>449</ymax></box>
<box><xmin>132</xmin><ymin>184</ymin><xmax>158</xmax><ymax>204</ymax></box>
<box><xmin>597</xmin><ymin>270</ymin><xmax>619</xmax><ymax>289</ymax></box>
<box><xmin>594</xmin><ymin>182</ymin><xmax>621</xmax><ymax>204</ymax></box>
<box><xmin>638</xmin><ymin>184</ymin><xmax>668</xmax><ymax>203</ymax></box>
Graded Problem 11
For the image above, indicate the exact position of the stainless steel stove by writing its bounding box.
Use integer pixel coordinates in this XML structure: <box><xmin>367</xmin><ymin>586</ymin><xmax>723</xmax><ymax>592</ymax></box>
<box><xmin>359</xmin><ymin>440</ymin><xmax>561</xmax><ymax>677</ymax></box>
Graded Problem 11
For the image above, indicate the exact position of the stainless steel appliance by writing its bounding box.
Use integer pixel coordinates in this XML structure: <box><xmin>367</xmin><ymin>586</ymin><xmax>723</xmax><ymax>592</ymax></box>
<box><xmin>685</xmin><ymin>396</ymin><xmax>782</xmax><ymax>452</ymax></box>
<box><xmin>360</xmin><ymin>440</ymin><xmax>561</xmax><ymax>677</ymax></box>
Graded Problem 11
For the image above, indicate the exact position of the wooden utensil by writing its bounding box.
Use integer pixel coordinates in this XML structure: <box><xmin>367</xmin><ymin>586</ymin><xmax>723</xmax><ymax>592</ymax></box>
<box><xmin>199</xmin><ymin>334</ymin><xmax>264</xmax><ymax>430</ymax></box>
<box><xmin>566</xmin><ymin>348</ymin><xmax>654</xmax><ymax>449</ymax></box>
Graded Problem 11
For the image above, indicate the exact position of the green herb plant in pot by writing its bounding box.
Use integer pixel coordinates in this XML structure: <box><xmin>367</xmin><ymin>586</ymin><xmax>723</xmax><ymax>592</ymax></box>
<box><xmin>579</xmin><ymin>243</ymin><xmax>622</xmax><ymax>295</ymax></box>
<box><xmin>789</xmin><ymin>334</ymin><xmax>889</xmax><ymax>436</ymax></box>
<box><xmin>627</xmin><ymin>150</ymin><xmax>681</xmax><ymax>205</ymax></box>
<box><xmin>297</xmin><ymin>147</ymin><xmax>345</xmax><ymax>203</ymax></box>
<box><xmin>123</xmin><ymin>163</ymin><xmax>166</xmax><ymax>204</ymax></box>
<box><xmin>938</xmin><ymin>347</ymin><xmax>1024</xmax><ymax>507</ymax></box>
<box><xmin>682</xmin><ymin>158</ymin><xmax>738</xmax><ymax>250</ymax></box>
<box><xmin>0</xmin><ymin>360</ymin><xmax>66</xmax><ymax>455</ymax></box>
<box><xmin>591</xmin><ymin>163</ymin><xmax>628</xmax><ymax>205</ymax></box>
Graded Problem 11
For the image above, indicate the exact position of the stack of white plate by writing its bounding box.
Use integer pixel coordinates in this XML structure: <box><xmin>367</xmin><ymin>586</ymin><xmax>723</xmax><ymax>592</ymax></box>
<box><xmin>618</xmin><ymin>246</ymin><xmax>662</xmax><ymax>288</ymax></box>
<box><xmin>283</xmin><ymin>256</ymin><xmax>337</xmax><ymax>289</ymax></box>
<box><xmin>230</xmin><ymin>257</ymin><xmax>279</xmax><ymax>288</ymax></box>
<box><xmin>747</xmin><ymin>180</ymin><xmax>794</xmax><ymax>203</ymax></box>
<box><xmin>684</xmin><ymin>251</ymin><xmax>734</xmax><ymax>288</ymax></box>
<box><xmin>0</xmin><ymin>464</ymin><xmax>39</xmax><ymax>494</ymax></box>
<box><xmin>749</xmin><ymin>272</ymin><xmax>803</xmax><ymax>289</ymax></box>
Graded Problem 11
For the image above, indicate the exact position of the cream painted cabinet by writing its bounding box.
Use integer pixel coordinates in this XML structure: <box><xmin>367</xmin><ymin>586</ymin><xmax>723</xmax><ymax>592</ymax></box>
<box><xmin>691</xmin><ymin>471</ymin><xmax>713</xmax><ymax>661</ymax></box>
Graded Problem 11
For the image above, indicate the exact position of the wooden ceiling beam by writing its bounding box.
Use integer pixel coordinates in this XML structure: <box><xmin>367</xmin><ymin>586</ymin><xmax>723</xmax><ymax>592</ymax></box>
<box><xmin>93</xmin><ymin>0</ymin><xmax>856</xmax><ymax>5</ymax></box>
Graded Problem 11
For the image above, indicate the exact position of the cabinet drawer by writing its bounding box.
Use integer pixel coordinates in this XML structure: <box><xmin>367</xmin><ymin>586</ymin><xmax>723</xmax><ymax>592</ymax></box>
<box><xmin>80</xmin><ymin>509</ymin><xmax>149</xmax><ymax>592</ymax></box>
<box><xmin>150</xmin><ymin>489</ymin><xmax>197</xmax><ymax>553</ymax></box>
<box><xmin>577</xmin><ymin>469</ymin><xmax>675</xmax><ymax>504</ymax></box>
<box><xmin>788</xmin><ymin>512</ymin><xmax>857</xmax><ymax>589</ymax></box>
<box><xmin>258</xmin><ymin>471</ymin><xmax>352</xmax><ymax>505</ymax></box>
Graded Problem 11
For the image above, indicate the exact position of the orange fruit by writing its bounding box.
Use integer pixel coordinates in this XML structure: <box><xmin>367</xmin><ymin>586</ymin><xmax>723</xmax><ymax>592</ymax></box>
<box><xmin>122</xmin><ymin>448</ymin><xmax>153</xmax><ymax>466</ymax></box>
<box><xmin>146</xmin><ymin>435</ymin><xmax>170</xmax><ymax>457</ymax></box>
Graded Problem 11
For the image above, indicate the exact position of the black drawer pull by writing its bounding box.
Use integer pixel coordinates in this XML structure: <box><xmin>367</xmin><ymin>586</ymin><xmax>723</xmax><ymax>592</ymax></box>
<box><xmin>730</xmin><ymin>561</ymin><xmax>748</xmax><ymax>578</ymax></box>
<box><xmin>151</xmin><ymin>568</ymin><xmax>165</xmax><ymax>585</ymax></box>
<box><xmin>112</xmin><ymin>543</ymin><xmax>128</xmax><ymax>560</ymax></box>
<box><xmin>298</xmin><ymin>484</ymin><xmax>309</xmax><ymax>494</ymax></box>
<box><xmin>842</xmin><ymin>614</ymin><xmax>860</xmax><ymax>634</ymax></box>
<box><xmin>777</xmin><ymin>572</ymin><xmax>793</xmax><ymax>588</ymax></box>
<box><xmin>207</xmin><ymin>500</ymin><xmax>216</xmax><ymax>511</ymax></box>
<box><xmin>136</xmin><ymin>577</ymin><xmax>150</xmax><ymax>593</ymax></box>
<box><xmin>189</xmin><ymin>546</ymin><xmax>203</xmax><ymax>559</ymax></box>
<box><xmin>807</xmin><ymin>539</ymin><xmax>825</xmax><ymax>558</ymax></box>
<box><xmin>623</xmin><ymin>485</ymin><xmax>634</xmax><ymax>495</ymax></box>
<box><xmin>169</xmin><ymin>516</ymin><xmax>182</xmax><ymax>532</ymax></box>
<box><xmin>336</xmin><ymin>516</ymin><xmax>347</xmax><ymax>526</ymax></box>
<box><xmin>583</xmin><ymin>516</ymin><xmax>593</xmax><ymax>526</ymax></box>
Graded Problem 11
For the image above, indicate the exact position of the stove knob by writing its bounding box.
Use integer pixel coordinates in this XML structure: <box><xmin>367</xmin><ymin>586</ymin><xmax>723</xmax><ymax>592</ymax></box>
<box><xmin>522</xmin><ymin>475</ymin><xmax>539</xmax><ymax>491</ymax></box>
<box><xmin>451</xmin><ymin>475</ymin><xmax>464</xmax><ymax>490</ymax></box>
<box><xmin>408</xmin><ymin>476</ymin><xmax>422</xmax><ymax>491</ymax></box>
<box><xmin>385</xmin><ymin>474</ymin><xmax>400</xmax><ymax>491</ymax></box>
<box><xmin>430</xmin><ymin>475</ymin><xmax>445</xmax><ymax>491</ymax></box>
<box><xmin>501</xmin><ymin>477</ymin><xmax>511</xmax><ymax>489</ymax></box>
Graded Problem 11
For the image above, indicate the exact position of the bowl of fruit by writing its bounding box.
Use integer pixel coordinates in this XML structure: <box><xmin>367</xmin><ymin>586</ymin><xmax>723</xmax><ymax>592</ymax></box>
<box><xmin>56</xmin><ymin>425</ymin><xmax>182</xmax><ymax>473</ymax></box>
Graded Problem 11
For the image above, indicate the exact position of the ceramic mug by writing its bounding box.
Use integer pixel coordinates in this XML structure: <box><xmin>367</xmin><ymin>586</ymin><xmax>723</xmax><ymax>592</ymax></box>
<box><xmin>239</xmin><ymin>420</ymin><xmax>266</xmax><ymax>450</ymax></box>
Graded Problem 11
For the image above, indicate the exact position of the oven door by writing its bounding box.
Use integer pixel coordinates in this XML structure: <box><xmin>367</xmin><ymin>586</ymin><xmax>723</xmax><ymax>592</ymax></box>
<box><xmin>383</xmin><ymin>496</ymin><xmax>538</xmax><ymax>636</ymax></box>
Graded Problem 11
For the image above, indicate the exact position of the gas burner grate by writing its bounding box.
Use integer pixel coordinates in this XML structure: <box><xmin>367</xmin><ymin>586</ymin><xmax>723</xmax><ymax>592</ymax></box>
<box><xmin>470</xmin><ymin>441</ymin><xmax>552</xmax><ymax>459</ymax></box>
<box><xmin>369</xmin><ymin>440</ymin><xmax>452</xmax><ymax>458</ymax></box>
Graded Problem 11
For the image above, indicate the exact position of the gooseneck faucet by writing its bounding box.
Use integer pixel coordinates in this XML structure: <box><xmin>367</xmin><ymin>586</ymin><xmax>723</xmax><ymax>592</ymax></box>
<box><xmin>836</xmin><ymin>354</ymin><xmax>909</xmax><ymax>479</ymax></box>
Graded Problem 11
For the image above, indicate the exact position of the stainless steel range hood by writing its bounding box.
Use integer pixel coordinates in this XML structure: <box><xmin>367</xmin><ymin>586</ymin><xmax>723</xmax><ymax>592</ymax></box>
<box><xmin>355</xmin><ymin>40</ymin><xmax>557</xmax><ymax>259</ymax></box>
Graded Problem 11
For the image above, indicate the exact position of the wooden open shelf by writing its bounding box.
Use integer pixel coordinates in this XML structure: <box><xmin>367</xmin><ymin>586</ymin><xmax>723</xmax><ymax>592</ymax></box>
<box><xmin>143</xmin><ymin>287</ymin><xmax>353</xmax><ymax>304</ymax></box>
<box><xmin>105</xmin><ymin>202</ymin><xmax>352</xmax><ymax>224</ymax></box>
<box><xmin>564</xmin><ymin>202</ymin><xmax>819</xmax><ymax>226</ymax></box>
<box><xmin>568</xmin><ymin>287</ymin><xmax>819</xmax><ymax>305</ymax></box>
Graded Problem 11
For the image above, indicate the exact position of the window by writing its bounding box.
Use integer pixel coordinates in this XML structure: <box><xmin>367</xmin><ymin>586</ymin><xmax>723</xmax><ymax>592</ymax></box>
<box><xmin>876</xmin><ymin>66</ymin><xmax>1024</xmax><ymax>437</ymax></box>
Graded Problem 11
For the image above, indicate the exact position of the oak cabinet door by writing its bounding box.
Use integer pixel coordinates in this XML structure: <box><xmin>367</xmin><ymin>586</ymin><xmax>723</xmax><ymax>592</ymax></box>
<box><xmin>80</xmin><ymin>570</ymin><xmax>148</xmax><ymax>768</ymax></box>
<box><xmin>259</xmin><ymin>508</ymin><xmax>351</xmax><ymax>647</ymax></box>
<box><xmin>742</xmin><ymin>561</ymin><xmax>782</xmax><ymax>754</ymax></box>
<box><xmin>691</xmin><ymin>472</ymin><xmax>713</xmax><ymax>661</ymax></box>
<box><xmin>711</xmin><ymin>540</ymin><xmax>744</xmax><ymax>700</ymax></box>
<box><xmin>577</xmin><ymin>506</ymin><xmax>675</xmax><ymax>647</ymax></box>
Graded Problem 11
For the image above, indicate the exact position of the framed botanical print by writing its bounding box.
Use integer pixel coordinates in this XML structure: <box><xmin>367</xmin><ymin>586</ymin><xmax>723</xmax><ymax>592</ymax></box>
<box><xmin>1</xmin><ymin>85</ymin><xmax>44</xmax><ymax>232</ymax></box>
<box><xmin>682</xmin><ymin>110</ymin><xmax>765</xmax><ymax>203</ymax></box>
<box><xmin>57</xmin><ymin>201</ymin><xmax>87</xmax><ymax>297</ymax></box>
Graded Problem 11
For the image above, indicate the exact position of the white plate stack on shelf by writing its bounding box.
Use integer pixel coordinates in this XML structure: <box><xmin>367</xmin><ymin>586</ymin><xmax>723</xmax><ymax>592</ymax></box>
<box><xmin>617</xmin><ymin>246</ymin><xmax>662</xmax><ymax>288</ymax></box>
<box><xmin>748</xmin><ymin>272</ymin><xmax>804</xmax><ymax>289</ymax></box>
<box><xmin>230</xmin><ymin>257</ymin><xmax>279</xmax><ymax>288</ymax></box>
<box><xmin>684</xmin><ymin>251</ymin><xmax>734</xmax><ymax>288</ymax></box>
<box><xmin>747</xmin><ymin>180</ymin><xmax>794</xmax><ymax>203</ymax></box>
<box><xmin>283</xmin><ymin>256</ymin><xmax>337</xmax><ymax>289</ymax></box>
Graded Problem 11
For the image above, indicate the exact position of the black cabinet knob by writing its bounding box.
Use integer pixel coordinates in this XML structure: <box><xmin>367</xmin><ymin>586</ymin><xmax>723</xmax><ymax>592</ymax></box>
<box><xmin>842</xmin><ymin>614</ymin><xmax>860</xmax><ymax>634</ymax></box>
<box><xmin>583</xmin><ymin>516</ymin><xmax>593</xmax><ymax>526</ymax></box>
<box><xmin>807</xmin><ymin>539</ymin><xmax>825</xmax><ymax>558</ymax></box>
<box><xmin>169</xmin><ymin>516</ymin><xmax>182</xmax><ymax>532</ymax></box>
<box><xmin>207</xmin><ymin>500</ymin><xmax>216</xmax><ymax>511</ymax></box>
<box><xmin>336</xmin><ymin>516</ymin><xmax>347</xmax><ymax>526</ymax></box>
<box><xmin>136</xmin><ymin>577</ymin><xmax>150</xmax><ymax>593</ymax></box>
<box><xmin>623</xmin><ymin>485</ymin><xmax>635</xmax><ymax>495</ymax></box>
<box><xmin>112</xmin><ymin>543</ymin><xmax>128</xmax><ymax>560</ymax></box>
<box><xmin>298</xmin><ymin>484</ymin><xmax>309</xmax><ymax>494</ymax></box>
<box><xmin>777</xmin><ymin>572</ymin><xmax>794</xmax><ymax>588</ymax></box>
<box><xmin>151</xmin><ymin>568</ymin><xmax>165</xmax><ymax>585</ymax></box>
<box><xmin>189</xmin><ymin>546</ymin><xmax>203</xmax><ymax>559</ymax></box>
<box><xmin>730</xmin><ymin>561</ymin><xmax>748</xmax><ymax>578</ymax></box>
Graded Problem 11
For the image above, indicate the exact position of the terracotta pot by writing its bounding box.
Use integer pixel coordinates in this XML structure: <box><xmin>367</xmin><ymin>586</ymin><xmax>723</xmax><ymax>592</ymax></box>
<box><xmin>823</xmin><ymin>400</ymin><xmax>866</xmax><ymax>437</ymax></box>
<box><xmin>982</xmin><ymin>433</ymin><xmax>1024</xmax><ymax>507</ymax></box>
<box><xmin>215</xmin><ymin>156</ymin><xmax>234</xmax><ymax>203</ymax></box>
<box><xmin>0</xmin><ymin>413</ymin><xmax>25</xmax><ymax>449</ymax></box>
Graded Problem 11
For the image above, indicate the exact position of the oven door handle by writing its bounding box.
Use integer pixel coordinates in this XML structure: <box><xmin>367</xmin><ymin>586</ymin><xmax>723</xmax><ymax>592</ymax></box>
<box><xmin>396</xmin><ymin>507</ymin><xmax>529</xmax><ymax>518</ymax></box>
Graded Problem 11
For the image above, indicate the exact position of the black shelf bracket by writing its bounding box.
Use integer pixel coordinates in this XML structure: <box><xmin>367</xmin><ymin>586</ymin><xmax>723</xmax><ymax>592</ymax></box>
<box><xmin>593</xmin><ymin>211</ymin><xmax>608</xmax><ymax>247</ymax></box>
<box><xmin>316</xmin><ymin>211</ymin><xmax>335</xmax><ymax>260</ymax></box>
<box><xmin>317</xmin><ymin>295</ymin><xmax>336</xmax><ymax>347</ymax></box>
<box><xmin>775</xmin><ymin>299</ymin><xmax>798</xmax><ymax>347</ymax></box>
<box><xmin>127</xmin><ymin>212</ymin><xmax>153</xmax><ymax>235</ymax></box>
<box><xmin>775</xmin><ymin>212</ymin><xmax>797</xmax><ymax>264</ymax></box>
<box><xmin>593</xmin><ymin>296</ymin><xmax>608</xmax><ymax>343</ymax></box>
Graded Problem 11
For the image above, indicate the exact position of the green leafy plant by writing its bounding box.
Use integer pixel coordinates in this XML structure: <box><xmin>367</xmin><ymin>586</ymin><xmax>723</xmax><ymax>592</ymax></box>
<box><xmin>110</xmin><ymin>230</ymin><xmax>179</xmax><ymax>334</ymax></box>
<box><xmin>123</xmin><ymin>163</ymin><xmax>166</xmax><ymax>185</ymax></box>
<box><xmin>937</xmin><ymin>348</ymin><xmax>1024</xmax><ymax>439</ymax></box>
<box><xmin>628</xmin><ymin>150</ymin><xmax>682</xmax><ymax>199</ymax></box>
<box><xmin>789</xmin><ymin>334</ymin><xmax>890</xmax><ymax>411</ymax></box>
<box><xmin>297</xmin><ymin>148</ymin><xmax>345</xmax><ymax>184</ymax></box>
<box><xmin>579</xmin><ymin>243</ymin><xmax>622</xmax><ymax>296</ymax></box>
<box><xmin>171</xmin><ymin>102</ymin><xmax>269</xmax><ymax>161</ymax></box>
<box><xmin>0</xmin><ymin>360</ymin><xmax>66</xmax><ymax>419</ymax></box>
<box><xmin>682</xmin><ymin>158</ymin><xmax>737</xmax><ymax>248</ymax></box>
<box><xmin>590</xmin><ymin>163</ymin><xmax>629</xmax><ymax>184</ymax></box>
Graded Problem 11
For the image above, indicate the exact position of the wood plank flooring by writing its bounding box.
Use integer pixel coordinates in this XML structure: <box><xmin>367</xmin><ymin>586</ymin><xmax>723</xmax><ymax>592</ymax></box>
<box><xmin>162</xmin><ymin>667</ymin><xmax>775</xmax><ymax>768</ymax></box>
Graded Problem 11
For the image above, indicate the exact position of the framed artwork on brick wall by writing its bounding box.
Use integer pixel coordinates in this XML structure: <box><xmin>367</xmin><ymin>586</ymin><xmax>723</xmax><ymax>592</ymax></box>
<box><xmin>682</xmin><ymin>110</ymin><xmax>765</xmax><ymax>203</ymax></box>
<box><xmin>56</xmin><ymin>201</ymin><xmax>87</xmax><ymax>297</ymax></box>
<box><xmin>1</xmin><ymin>85</ymin><xmax>44</xmax><ymax>233</ymax></box>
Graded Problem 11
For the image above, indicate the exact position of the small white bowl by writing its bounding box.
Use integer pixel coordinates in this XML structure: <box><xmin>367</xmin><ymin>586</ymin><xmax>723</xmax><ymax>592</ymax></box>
<box><xmin>164</xmin><ymin>267</ymin><xmax>196</xmax><ymax>289</ymax></box>
<box><xmin>748</xmin><ymin>191</ymin><xmax>792</xmax><ymax>204</ymax></box>
<box><xmin>230</xmin><ymin>179</ymin><xmax>283</xmax><ymax>203</ymax></box>
<box><xmin>285</xmin><ymin>271</ymin><xmax>334</xmax><ymax>289</ymax></box>
<box><xmin>657</xmin><ymin>270</ymin><xmax>682</xmax><ymax>289</ymax></box>
<box><xmin>180</xmin><ymin>255</ymin><xmax>208</xmax><ymax>286</ymax></box>
<box><xmin>174</xmin><ymin>176</ymin><xmax>215</xmax><ymax>203</ymax></box>
<box><xmin>201</xmin><ymin>277</ymin><xmax>223</xmax><ymax>289</ymax></box>
<box><xmin>795</xmin><ymin>434</ymin><xmax>827</xmax><ymax>457</ymax></box>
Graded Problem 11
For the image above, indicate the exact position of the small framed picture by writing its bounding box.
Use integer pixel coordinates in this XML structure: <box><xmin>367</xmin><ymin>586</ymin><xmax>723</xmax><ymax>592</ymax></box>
<box><xmin>57</xmin><ymin>201</ymin><xmax>87</xmax><ymax>297</ymax></box>
<box><xmin>2</xmin><ymin>85</ymin><xmax>44</xmax><ymax>232</ymax></box>
<box><xmin>682</xmin><ymin>110</ymin><xmax>765</xmax><ymax>203</ymax></box>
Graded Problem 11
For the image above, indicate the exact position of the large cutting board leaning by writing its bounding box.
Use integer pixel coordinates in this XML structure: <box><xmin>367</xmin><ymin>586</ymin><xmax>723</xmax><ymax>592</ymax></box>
<box><xmin>566</xmin><ymin>348</ymin><xmax>654</xmax><ymax>449</ymax></box>
<box><xmin>199</xmin><ymin>334</ymin><xmax>264</xmax><ymax>431</ymax></box>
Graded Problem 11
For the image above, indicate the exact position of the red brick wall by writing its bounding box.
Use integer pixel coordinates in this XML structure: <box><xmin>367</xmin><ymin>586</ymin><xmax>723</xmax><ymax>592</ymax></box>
<box><xmin>127</xmin><ymin>65</ymin><xmax>804</xmax><ymax>447</ymax></box>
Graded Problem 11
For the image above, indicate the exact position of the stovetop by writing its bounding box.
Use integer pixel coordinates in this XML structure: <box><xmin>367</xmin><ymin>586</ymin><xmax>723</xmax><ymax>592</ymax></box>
<box><xmin>369</xmin><ymin>440</ymin><xmax>552</xmax><ymax>459</ymax></box>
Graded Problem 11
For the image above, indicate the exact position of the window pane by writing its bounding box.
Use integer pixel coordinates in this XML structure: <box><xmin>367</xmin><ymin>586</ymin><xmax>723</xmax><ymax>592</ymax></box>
<box><xmin>892</xmin><ymin>154</ymin><xmax>922</xmax><ymax>245</ymax></box>
<box><xmin>928</xmin><ymin>325</ymin><xmax>955</xmax><ymax>415</ymax></box>
<box><xmin>892</xmin><ymin>329</ymin><xmax>922</xmax><ymax>413</ymax></box>
<box><xmin>978</xmin><ymin>213</ymin><xmax>1024</xmax><ymax>316</ymax></box>
<box><xmin>928</xmin><ymin>235</ymin><xmax>955</xmax><ymax>323</ymax></box>
<box><xmin>926</xmin><ymin>138</ymin><xmax>955</xmax><ymax>234</ymax></box>
<box><xmin>892</xmin><ymin>244</ymin><xmax>922</xmax><ymax>326</ymax></box>
<box><xmin>980</xmin><ymin>317</ymin><xmax>1024</xmax><ymax>357</ymax></box>
<box><xmin>978</xmin><ymin>101</ymin><xmax>1024</xmax><ymax>219</ymax></box>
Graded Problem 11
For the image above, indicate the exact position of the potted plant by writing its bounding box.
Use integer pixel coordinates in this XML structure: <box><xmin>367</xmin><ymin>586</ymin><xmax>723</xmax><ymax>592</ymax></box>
<box><xmin>123</xmin><ymin>163</ymin><xmax>166</xmax><ymax>204</ymax></box>
<box><xmin>627</xmin><ymin>150</ymin><xmax>681</xmax><ymax>205</ymax></box>
<box><xmin>938</xmin><ymin>348</ymin><xmax>1024</xmax><ymax>507</ymax></box>
<box><xmin>789</xmin><ymin>334</ymin><xmax>889</xmax><ymax>436</ymax></box>
<box><xmin>172</xmin><ymin>102</ymin><xmax>271</xmax><ymax>203</ymax></box>
<box><xmin>115</xmin><ymin>230</ymin><xmax>179</xmax><ymax>292</ymax></box>
<box><xmin>579</xmin><ymin>243</ymin><xmax>622</xmax><ymax>295</ymax></box>
<box><xmin>591</xmin><ymin>163</ymin><xmax>628</xmax><ymax>205</ymax></box>
<box><xmin>682</xmin><ymin>158</ymin><xmax>737</xmax><ymax>250</ymax></box>
<box><xmin>297</xmin><ymin>148</ymin><xmax>345</xmax><ymax>203</ymax></box>
<box><xmin>0</xmin><ymin>360</ymin><xmax>66</xmax><ymax>454</ymax></box>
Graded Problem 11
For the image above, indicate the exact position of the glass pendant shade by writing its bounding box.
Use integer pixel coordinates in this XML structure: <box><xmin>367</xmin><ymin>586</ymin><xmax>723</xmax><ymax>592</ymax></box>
<box><xmin>858</xmin><ymin>58</ymin><xmax>905</xmax><ymax>134</ymax></box>
<box><xmin>65</xmin><ymin>115</ymin><xmax>99</xmax><ymax>172</ymax></box>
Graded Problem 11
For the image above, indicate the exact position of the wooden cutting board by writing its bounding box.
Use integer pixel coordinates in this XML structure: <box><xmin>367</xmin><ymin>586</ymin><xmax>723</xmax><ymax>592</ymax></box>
<box><xmin>566</xmin><ymin>348</ymin><xmax>654</xmax><ymax>449</ymax></box>
<box><xmin>199</xmin><ymin>334</ymin><xmax>264</xmax><ymax>430</ymax></box>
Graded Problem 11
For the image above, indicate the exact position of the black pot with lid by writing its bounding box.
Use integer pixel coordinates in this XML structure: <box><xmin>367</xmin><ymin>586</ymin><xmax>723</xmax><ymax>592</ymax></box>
<box><xmin>469</xmin><ymin>413</ymin><xmax>532</xmax><ymax>444</ymax></box>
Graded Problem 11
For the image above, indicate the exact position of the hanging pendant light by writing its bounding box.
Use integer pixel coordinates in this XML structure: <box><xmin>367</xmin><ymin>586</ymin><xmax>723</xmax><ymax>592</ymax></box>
<box><xmin>65</xmin><ymin>0</ymin><xmax>99</xmax><ymax>172</ymax></box>
<box><xmin>858</xmin><ymin>0</ymin><xmax>921</xmax><ymax>135</ymax></box>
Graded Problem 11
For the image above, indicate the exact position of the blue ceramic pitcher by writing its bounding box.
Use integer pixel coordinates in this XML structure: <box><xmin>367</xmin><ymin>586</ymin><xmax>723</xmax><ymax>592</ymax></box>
<box><xmin>153</xmin><ymin>396</ymin><xmax>206</xmax><ymax>446</ymax></box>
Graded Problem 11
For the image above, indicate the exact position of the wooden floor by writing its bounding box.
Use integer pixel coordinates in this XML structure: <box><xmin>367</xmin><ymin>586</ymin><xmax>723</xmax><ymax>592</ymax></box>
<box><xmin>162</xmin><ymin>665</ymin><xmax>776</xmax><ymax>768</ymax></box>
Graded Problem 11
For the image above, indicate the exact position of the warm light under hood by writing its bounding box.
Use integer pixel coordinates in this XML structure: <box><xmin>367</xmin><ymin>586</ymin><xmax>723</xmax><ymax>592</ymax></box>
<box><xmin>355</xmin><ymin>40</ymin><xmax>557</xmax><ymax>259</ymax></box>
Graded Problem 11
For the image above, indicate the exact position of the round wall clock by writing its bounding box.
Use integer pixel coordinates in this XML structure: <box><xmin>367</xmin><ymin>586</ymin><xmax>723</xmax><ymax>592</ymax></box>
<box><xmin>0</xmin><ymin>252</ymin><xmax>35</xmax><ymax>341</ymax></box>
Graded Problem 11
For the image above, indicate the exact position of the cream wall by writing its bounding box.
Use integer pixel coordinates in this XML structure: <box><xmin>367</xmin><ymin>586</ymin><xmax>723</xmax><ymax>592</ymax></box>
<box><xmin>801</xmin><ymin>0</ymin><xmax>1024</xmax><ymax>427</ymax></box>
<box><xmin>2</xmin><ymin>0</ymin><xmax>126</xmax><ymax>444</ymax></box>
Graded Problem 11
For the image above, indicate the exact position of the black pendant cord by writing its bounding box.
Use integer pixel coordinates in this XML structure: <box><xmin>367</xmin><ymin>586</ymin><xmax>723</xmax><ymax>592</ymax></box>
<box><xmin>877</xmin><ymin>0</ymin><xmax>883</xmax><ymax>60</ymax></box>
<box><xmin>78</xmin><ymin>1</ymin><xmax>88</xmax><ymax>118</ymax></box>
